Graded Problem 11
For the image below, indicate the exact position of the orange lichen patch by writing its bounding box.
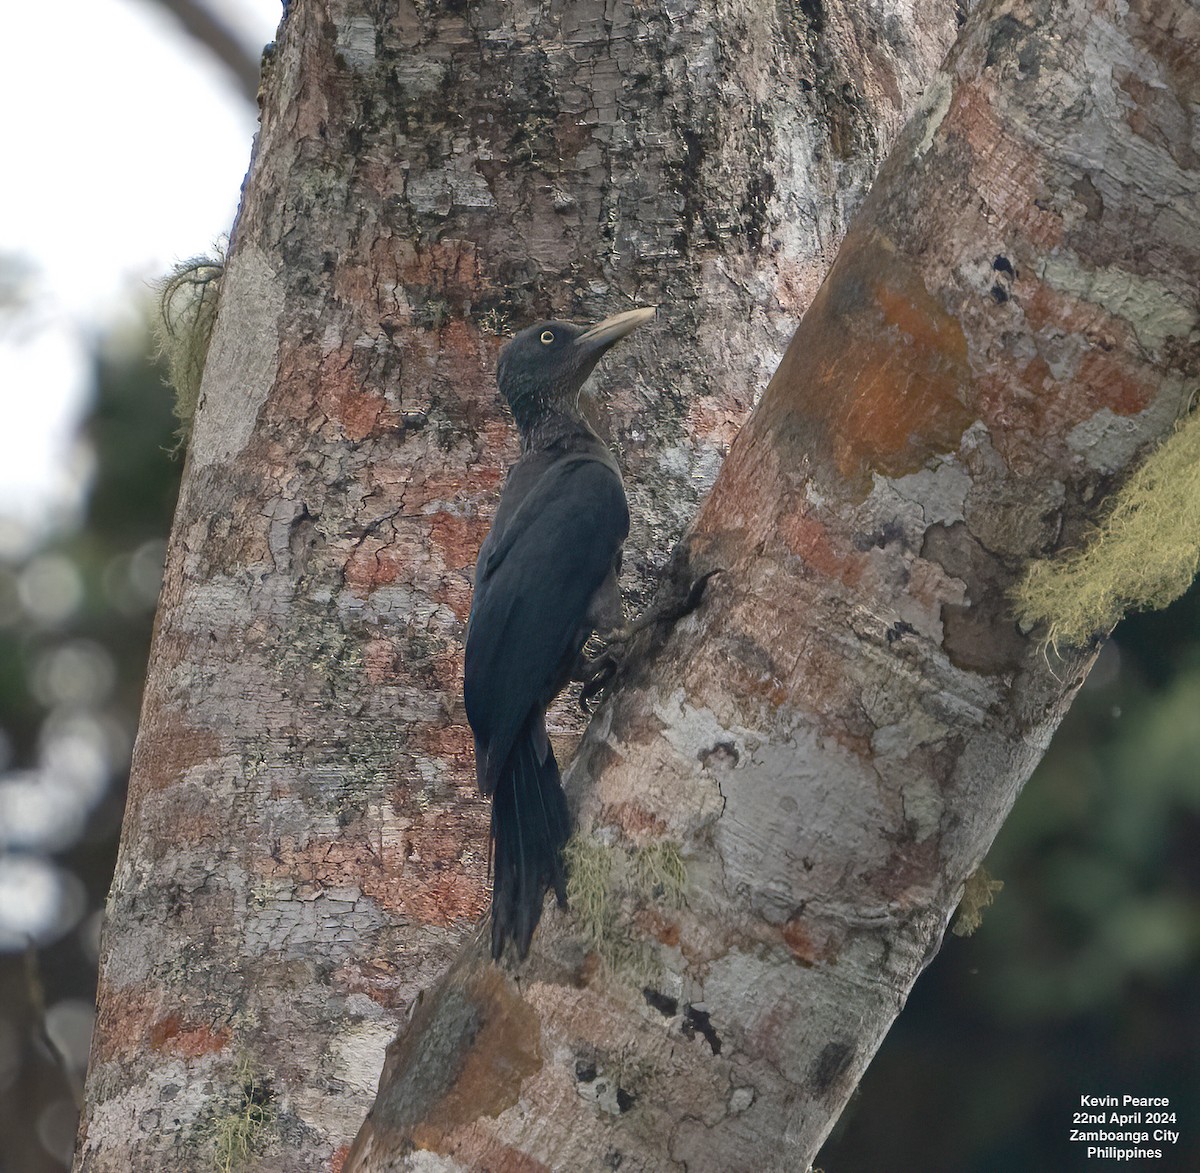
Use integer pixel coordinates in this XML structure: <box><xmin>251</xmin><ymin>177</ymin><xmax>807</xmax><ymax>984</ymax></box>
<box><xmin>781</xmin><ymin>916</ymin><xmax>839</xmax><ymax>966</ymax></box>
<box><xmin>334</xmin><ymin>386</ymin><xmax>390</xmax><ymax>441</ymax></box>
<box><xmin>776</xmin><ymin>508</ymin><xmax>865</xmax><ymax>586</ymax></box>
<box><xmin>600</xmin><ymin>800</ymin><xmax>668</xmax><ymax>838</ymax></box>
<box><xmin>391</xmin><ymin>324</ymin><xmax>494</xmax><ymax>420</ymax></box>
<box><xmin>441</xmin><ymin>319</ymin><xmax>498</xmax><ymax>400</ymax></box>
<box><xmin>428</xmin><ymin>511</ymin><xmax>487</xmax><ymax>573</ymax></box>
<box><xmin>972</xmin><ymin>373</ymin><xmax>1062</xmax><ymax>473</ymax></box>
<box><xmin>376</xmin><ymin>807</ymin><xmax>490</xmax><ymax>924</ymax></box>
<box><xmin>343</xmin><ymin>539</ymin><xmax>408</xmax><ymax>594</ymax></box>
<box><xmin>756</xmin><ymin>229</ymin><xmax>973</xmax><ymax>494</ymax></box>
<box><xmin>90</xmin><ymin>983</ymin><xmax>162</xmax><ymax>1063</ymax></box>
<box><xmin>332</xmin><ymin>246</ymin><xmax>405</xmax><ymax>328</ymax></box>
<box><xmin>690</xmin><ymin>433</ymin><xmax>781</xmax><ymax>551</ymax></box>
<box><xmin>685</xmin><ymin>391</ymin><xmax>751</xmax><ymax>454</ymax></box>
<box><xmin>1020</xmin><ymin>279</ymin><xmax>1132</xmax><ymax>357</ymax></box>
<box><xmin>328</xmin><ymin>1144</ymin><xmax>352</xmax><ymax>1173</ymax></box>
<box><xmin>482</xmin><ymin>416</ymin><xmax>520</xmax><ymax>461</ymax></box>
<box><xmin>256</xmin><ymin>825</ymin><xmax>488</xmax><ymax>926</ymax></box>
<box><xmin>1075</xmin><ymin>348</ymin><xmax>1156</xmax><ymax>417</ymax></box>
<box><xmin>363</xmin><ymin>637</ymin><xmax>400</xmax><ymax>684</ymax></box>
<box><xmin>404</xmin><ymin>467</ymin><xmax>501</xmax><ymax>512</ymax></box>
<box><xmin>268</xmin><ymin>339</ymin><xmax>326</xmax><ymax>429</ymax></box>
<box><xmin>404</xmin><ymin>872</ymin><xmax>487</xmax><ymax>928</ymax></box>
<box><xmin>427</xmin><ymin>1134</ymin><xmax>552</xmax><ymax>1173</ymax></box>
<box><xmin>149</xmin><ymin>1013</ymin><xmax>231</xmax><ymax>1057</ymax></box>
<box><xmin>973</xmin><ymin>281</ymin><xmax>1152</xmax><ymax>454</ymax></box>
<box><xmin>634</xmin><ymin>907</ymin><xmax>681</xmax><ymax>947</ymax></box>
<box><xmin>406</xmin><ymin>968</ymin><xmax>543</xmax><ymax>1149</ymax></box>
<box><xmin>407</xmin><ymin>717</ymin><xmax>474</xmax><ymax>773</ymax></box>
<box><xmin>830</xmin><ymin>274</ymin><xmax>972</xmax><ymax>478</ymax></box>
<box><xmin>944</xmin><ymin>85</ymin><xmax>1063</xmax><ymax>249</ymax></box>
<box><xmin>257</xmin><ymin>836</ymin><xmax>368</xmax><ymax>892</ymax></box>
<box><xmin>314</xmin><ymin>347</ymin><xmax>391</xmax><ymax>441</ymax></box>
<box><xmin>394</xmin><ymin>238</ymin><xmax>489</xmax><ymax>301</ymax></box>
<box><xmin>1020</xmin><ymin>353</ymin><xmax>1054</xmax><ymax>393</ymax></box>
<box><xmin>334</xmin><ymin>236</ymin><xmax>494</xmax><ymax>332</ymax></box>
<box><xmin>135</xmin><ymin>702</ymin><xmax>222</xmax><ymax>793</ymax></box>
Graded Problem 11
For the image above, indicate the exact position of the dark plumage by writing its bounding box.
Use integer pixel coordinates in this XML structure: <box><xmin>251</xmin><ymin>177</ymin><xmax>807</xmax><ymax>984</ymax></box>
<box><xmin>465</xmin><ymin>307</ymin><xmax>655</xmax><ymax>960</ymax></box>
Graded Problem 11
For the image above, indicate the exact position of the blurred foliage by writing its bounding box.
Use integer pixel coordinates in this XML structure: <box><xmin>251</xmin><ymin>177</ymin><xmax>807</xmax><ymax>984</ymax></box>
<box><xmin>0</xmin><ymin>322</ymin><xmax>180</xmax><ymax>1171</ymax></box>
<box><xmin>820</xmin><ymin>583</ymin><xmax>1200</xmax><ymax>1172</ymax></box>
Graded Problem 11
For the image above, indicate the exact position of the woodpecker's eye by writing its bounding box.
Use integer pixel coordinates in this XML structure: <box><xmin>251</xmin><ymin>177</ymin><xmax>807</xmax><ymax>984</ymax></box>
<box><xmin>540</xmin><ymin>330</ymin><xmax>555</xmax><ymax>345</ymax></box>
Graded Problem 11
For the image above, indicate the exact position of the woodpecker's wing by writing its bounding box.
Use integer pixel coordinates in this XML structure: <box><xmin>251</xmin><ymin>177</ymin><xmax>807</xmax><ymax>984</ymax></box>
<box><xmin>465</xmin><ymin>454</ymin><xmax>629</xmax><ymax>794</ymax></box>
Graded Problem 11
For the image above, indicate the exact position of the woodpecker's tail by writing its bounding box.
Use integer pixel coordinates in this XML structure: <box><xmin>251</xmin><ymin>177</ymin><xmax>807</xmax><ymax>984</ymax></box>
<box><xmin>490</xmin><ymin>722</ymin><xmax>570</xmax><ymax>960</ymax></box>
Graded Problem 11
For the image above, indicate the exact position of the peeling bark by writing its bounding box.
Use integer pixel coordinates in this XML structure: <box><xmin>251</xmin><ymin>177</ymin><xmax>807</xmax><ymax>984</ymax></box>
<box><xmin>347</xmin><ymin>0</ymin><xmax>1200</xmax><ymax>1169</ymax></box>
<box><xmin>75</xmin><ymin>0</ymin><xmax>959</xmax><ymax>1168</ymax></box>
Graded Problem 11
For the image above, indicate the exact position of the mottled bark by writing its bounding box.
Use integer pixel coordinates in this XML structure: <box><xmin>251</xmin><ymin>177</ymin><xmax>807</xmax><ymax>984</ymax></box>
<box><xmin>348</xmin><ymin>0</ymin><xmax>1200</xmax><ymax>1169</ymax></box>
<box><xmin>75</xmin><ymin>0</ymin><xmax>957</xmax><ymax>1169</ymax></box>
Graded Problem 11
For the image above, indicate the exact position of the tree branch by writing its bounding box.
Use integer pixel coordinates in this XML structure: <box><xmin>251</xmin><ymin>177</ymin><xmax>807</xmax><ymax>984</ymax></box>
<box><xmin>138</xmin><ymin>0</ymin><xmax>264</xmax><ymax>107</ymax></box>
<box><xmin>348</xmin><ymin>0</ymin><xmax>1200</xmax><ymax>1166</ymax></box>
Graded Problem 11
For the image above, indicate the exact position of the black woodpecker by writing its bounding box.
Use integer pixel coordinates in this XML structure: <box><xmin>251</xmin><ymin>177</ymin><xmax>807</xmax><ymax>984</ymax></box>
<box><xmin>465</xmin><ymin>306</ymin><xmax>655</xmax><ymax>961</ymax></box>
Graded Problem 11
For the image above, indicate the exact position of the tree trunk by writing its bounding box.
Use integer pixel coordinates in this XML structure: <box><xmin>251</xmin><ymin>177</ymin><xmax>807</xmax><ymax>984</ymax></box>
<box><xmin>346</xmin><ymin>0</ymin><xmax>1200</xmax><ymax>1169</ymax></box>
<box><xmin>74</xmin><ymin>0</ymin><xmax>959</xmax><ymax>1169</ymax></box>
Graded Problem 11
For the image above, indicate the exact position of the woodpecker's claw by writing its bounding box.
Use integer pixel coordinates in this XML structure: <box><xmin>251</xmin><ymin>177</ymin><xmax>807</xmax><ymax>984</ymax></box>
<box><xmin>575</xmin><ymin>570</ymin><xmax>721</xmax><ymax>714</ymax></box>
<box><xmin>678</xmin><ymin>568</ymin><xmax>721</xmax><ymax>616</ymax></box>
<box><xmin>579</xmin><ymin>658</ymin><xmax>617</xmax><ymax>712</ymax></box>
<box><xmin>577</xmin><ymin>630</ymin><xmax>628</xmax><ymax>712</ymax></box>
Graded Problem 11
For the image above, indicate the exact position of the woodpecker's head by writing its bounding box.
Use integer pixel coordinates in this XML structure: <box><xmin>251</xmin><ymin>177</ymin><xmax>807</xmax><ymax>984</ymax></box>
<box><xmin>497</xmin><ymin>307</ymin><xmax>655</xmax><ymax>433</ymax></box>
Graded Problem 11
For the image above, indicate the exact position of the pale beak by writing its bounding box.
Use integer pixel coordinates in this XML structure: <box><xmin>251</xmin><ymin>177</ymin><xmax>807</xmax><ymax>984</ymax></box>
<box><xmin>574</xmin><ymin>306</ymin><xmax>657</xmax><ymax>353</ymax></box>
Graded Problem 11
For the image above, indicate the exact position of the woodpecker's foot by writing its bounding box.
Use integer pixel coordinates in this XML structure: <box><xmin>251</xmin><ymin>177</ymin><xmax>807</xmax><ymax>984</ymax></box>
<box><xmin>575</xmin><ymin>571</ymin><xmax>721</xmax><ymax>713</ymax></box>
<box><xmin>577</xmin><ymin>637</ymin><xmax>627</xmax><ymax>713</ymax></box>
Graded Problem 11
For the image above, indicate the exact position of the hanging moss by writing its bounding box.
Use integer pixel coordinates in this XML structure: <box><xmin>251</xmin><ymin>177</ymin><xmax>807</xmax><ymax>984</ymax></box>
<box><xmin>153</xmin><ymin>249</ymin><xmax>225</xmax><ymax>449</ymax></box>
<box><xmin>951</xmin><ymin>866</ymin><xmax>1004</xmax><ymax>937</ymax></box>
<box><xmin>632</xmin><ymin>840</ymin><xmax>688</xmax><ymax>908</ymax></box>
<box><xmin>211</xmin><ymin>1055</ymin><xmax>275</xmax><ymax>1172</ymax></box>
<box><xmin>564</xmin><ymin>835</ymin><xmax>689</xmax><ymax>981</ymax></box>
<box><xmin>564</xmin><ymin>836</ymin><xmax>618</xmax><ymax>955</ymax></box>
<box><xmin>1014</xmin><ymin>408</ymin><xmax>1200</xmax><ymax>649</ymax></box>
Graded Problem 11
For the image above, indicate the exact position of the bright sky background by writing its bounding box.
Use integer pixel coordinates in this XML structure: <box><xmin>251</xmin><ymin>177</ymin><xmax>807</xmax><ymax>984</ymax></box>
<box><xmin>0</xmin><ymin>0</ymin><xmax>281</xmax><ymax>545</ymax></box>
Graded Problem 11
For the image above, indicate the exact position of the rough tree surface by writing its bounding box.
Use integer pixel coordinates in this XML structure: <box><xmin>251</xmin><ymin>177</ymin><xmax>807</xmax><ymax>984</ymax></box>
<box><xmin>347</xmin><ymin>0</ymin><xmax>1200</xmax><ymax>1169</ymax></box>
<box><xmin>74</xmin><ymin>0</ymin><xmax>959</xmax><ymax>1169</ymax></box>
